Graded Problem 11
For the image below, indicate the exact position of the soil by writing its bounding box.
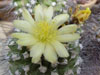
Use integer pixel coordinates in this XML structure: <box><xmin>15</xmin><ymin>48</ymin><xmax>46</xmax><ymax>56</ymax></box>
<box><xmin>79</xmin><ymin>3</ymin><xmax>100</xmax><ymax>75</ymax></box>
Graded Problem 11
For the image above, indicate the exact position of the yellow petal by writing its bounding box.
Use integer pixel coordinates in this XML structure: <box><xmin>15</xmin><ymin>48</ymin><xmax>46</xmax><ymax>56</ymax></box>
<box><xmin>44</xmin><ymin>44</ymin><xmax>57</xmax><ymax>64</ymax></box>
<box><xmin>58</xmin><ymin>24</ymin><xmax>77</xmax><ymax>34</ymax></box>
<box><xmin>32</xmin><ymin>56</ymin><xmax>41</xmax><ymax>64</ymax></box>
<box><xmin>17</xmin><ymin>39</ymin><xmax>36</xmax><ymax>46</ymax></box>
<box><xmin>51</xmin><ymin>41</ymin><xmax>69</xmax><ymax>57</ymax></box>
<box><xmin>44</xmin><ymin>6</ymin><xmax>53</xmax><ymax>21</ymax></box>
<box><xmin>57</xmin><ymin>33</ymin><xmax>80</xmax><ymax>42</ymax></box>
<box><xmin>34</xmin><ymin>4</ymin><xmax>44</xmax><ymax>21</ymax></box>
<box><xmin>52</xmin><ymin>14</ymin><xmax>69</xmax><ymax>27</ymax></box>
<box><xmin>12</xmin><ymin>33</ymin><xmax>32</xmax><ymax>38</ymax></box>
<box><xmin>23</xmin><ymin>8</ymin><xmax>34</xmax><ymax>25</ymax></box>
<box><xmin>12</xmin><ymin>33</ymin><xmax>37</xmax><ymax>46</ymax></box>
<box><xmin>13</xmin><ymin>20</ymin><xmax>33</xmax><ymax>33</ymax></box>
<box><xmin>73</xmin><ymin>7</ymin><xmax>91</xmax><ymax>23</ymax></box>
<box><xmin>30</xmin><ymin>42</ymin><xmax>45</xmax><ymax>63</ymax></box>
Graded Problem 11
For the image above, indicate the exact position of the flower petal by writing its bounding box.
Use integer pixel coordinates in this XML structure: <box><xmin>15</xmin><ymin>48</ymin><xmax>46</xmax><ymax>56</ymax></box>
<box><xmin>22</xmin><ymin>8</ymin><xmax>35</xmax><ymax>25</ymax></box>
<box><xmin>51</xmin><ymin>41</ymin><xmax>69</xmax><ymax>57</ymax></box>
<box><xmin>58</xmin><ymin>24</ymin><xmax>77</xmax><ymax>34</ymax></box>
<box><xmin>44</xmin><ymin>44</ymin><xmax>57</xmax><ymax>64</ymax></box>
<box><xmin>30</xmin><ymin>42</ymin><xmax>45</xmax><ymax>63</ymax></box>
<box><xmin>34</xmin><ymin>4</ymin><xmax>44</xmax><ymax>21</ymax></box>
<box><xmin>12</xmin><ymin>33</ymin><xmax>32</xmax><ymax>38</ymax></box>
<box><xmin>52</xmin><ymin>14</ymin><xmax>69</xmax><ymax>27</ymax></box>
<box><xmin>32</xmin><ymin>56</ymin><xmax>41</xmax><ymax>64</ymax></box>
<box><xmin>44</xmin><ymin>6</ymin><xmax>53</xmax><ymax>21</ymax></box>
<box><xmin>12</xmin><ymin>33</ymin><xmax>37</xmax><ymax>46</ymax></box>
<box><xmin>13</xmin><ymin>20</ymin><xmax>34</xmax><ymax>33</ymax></box>
<box><xmin>57</xmin><ymin>33</ymin><xmax>80</xmax><ymax>42</ymax></box>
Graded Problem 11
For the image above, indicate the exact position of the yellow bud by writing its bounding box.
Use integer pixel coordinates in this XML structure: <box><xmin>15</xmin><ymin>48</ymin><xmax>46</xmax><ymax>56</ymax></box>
<box><xmin>73</xmin><ymin>7</ymin><xmax>91</xmax><ymax>23</ymax></box>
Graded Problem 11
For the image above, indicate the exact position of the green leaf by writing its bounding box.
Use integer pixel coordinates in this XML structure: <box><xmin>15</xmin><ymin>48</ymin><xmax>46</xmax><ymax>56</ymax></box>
<box><xmin>43</xmin><ymin>0</ymin><xmax>52</xmax><ymax>6</ymax></box>
<box><xmin>27</xmin><ymin>64</ymin><xmax>42</xmax><ymax>75</ymax></box>
<box><xmin>56</xmin><ymin>64</ymin><xmax>68</xmax><ymax>75</ymax></box>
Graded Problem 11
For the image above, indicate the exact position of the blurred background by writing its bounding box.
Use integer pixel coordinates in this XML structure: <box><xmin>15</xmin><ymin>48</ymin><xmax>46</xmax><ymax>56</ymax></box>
<box><xmin>0</xmin><ymin>0</ymin><xmax>100</xmax><ymax>75</ymax></box>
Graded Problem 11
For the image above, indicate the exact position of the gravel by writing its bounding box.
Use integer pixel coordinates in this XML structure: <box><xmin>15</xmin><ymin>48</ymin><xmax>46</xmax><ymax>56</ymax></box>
<box><xmin>79</xmin><ymin>3</ymin><xmax>100</xmax><ymax>75</ymax></box>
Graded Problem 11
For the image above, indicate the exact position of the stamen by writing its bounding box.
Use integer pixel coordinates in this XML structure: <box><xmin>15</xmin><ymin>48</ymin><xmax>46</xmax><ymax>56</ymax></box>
<box><xmin>33</xmin><ymin>21</ymin><xmax>57</xmax><ymax>42</ymax></box>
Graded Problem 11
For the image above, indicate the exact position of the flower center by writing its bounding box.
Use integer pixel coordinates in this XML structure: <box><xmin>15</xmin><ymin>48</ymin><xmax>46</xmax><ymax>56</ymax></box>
<box><xmin>34</xmin><ymin>21</ymin><xmax>57</xmax><ymax>43</ymax></box>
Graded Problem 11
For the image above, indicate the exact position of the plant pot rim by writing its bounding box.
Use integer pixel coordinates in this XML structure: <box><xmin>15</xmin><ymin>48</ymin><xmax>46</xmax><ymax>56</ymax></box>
<box><xmin>79</xmin><ymin>0</ymin><xmax>97</xmax><ymax>8</ymax></box>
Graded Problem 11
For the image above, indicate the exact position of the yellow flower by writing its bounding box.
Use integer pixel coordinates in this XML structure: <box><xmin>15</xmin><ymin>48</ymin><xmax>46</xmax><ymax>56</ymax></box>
<box><xmin>12</xmin><ymin>4</ymin><xmax>80</xmax><ymax>64</ymax></box>
<box><xmin>73</xmin><ymin>8</ymin><xmax>91</xmax><ymax>23</ymax></box>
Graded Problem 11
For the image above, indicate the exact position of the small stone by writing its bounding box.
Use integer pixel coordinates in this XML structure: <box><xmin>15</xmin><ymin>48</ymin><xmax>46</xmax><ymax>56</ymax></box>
<box><xmin>23</xmin><ymin>52</ymin><xmax>29</xmax><ymax>59</ymax></box>
<box><xmin>75</xmin><ymin>40</ymin><xmax>79</xmax><ymax>47</ymax></box>
<box><xmin>77</xmin><ymin>67</ymin><xmax>81</xmax><ymax>74</ymax></box>
<box><xmin>14</xmin><ymin>2</ymin><xmax>18</xmax><ymax>7</ymax></box>
<box><xmin>15</xmin><ymin>70</ymin><xmax>21</xmax><ymax>75</ymax></box>
<box><xmin>59</xmin><ymin>59</ymin><xmax>68</xmax><ymax>65</ymax></box>
<box><xmin>79</xmin><ymin>44</ymin><xmax>83</xmax><ymax>49</ymax></box>
<box><xmin>23</xmin><ymin>65</ymin><xmax>30</xmax><ymax>72</ymax></box>
<box><xmin>75</xmin><ymin>57</ymin><xmax>83</xmax><ymax>66</ymax></box>
<box><xmin>65</xmin><ymin>69</ymin><xmax>73</xmax><ymax>75</ymax></box>
<box><xmin>12</xmin><ymin>54</ymin><xmax>21</xmax><ymax>61</ymax></box>
<box><xmin>28</xmin><ymin>8</ymin><xmax>33</xmax><ymax>13</ymax></box>
<box><xmin>14</xmin><ymin>28</ymin><xmax>21</xmax><ymax>32</ymax></box>
<box><xmin>63</xmin><ymin>1</ymin><xmax>67</xmax><ymax>5</ymax></box>
<box><xmin>13</xmin><ymin>57</ymin><xmax>20</xmax><ymax>61</ymax></box>
<box><xmin>60</xmin><ymin>9</ymin><xmax>63</xmax><ymax>12</ymax></box>
<box><xmin>17</xmin><ymin>45</ymin><xmax>22</xmax><ymax>50</ymax></box>
<box><xmin>51</xmin><ymin>63</ymin><xmax>58</xmax><ymax>68</ymax></box>
<box><xmin>97</xmin><ymin>38</ymin><xmax>100</xmax><ymax>42</ymax></box>
<box><xmin>18</xmin><ymin>8</ymin><xmax>23</xmax><ymax>13</ymax></box>
<box><xmin>80</xmin><ymin>30</ymin><xmax>84</xmax><ymax>33</ymax></box>
<box><xmin>63</xmin><ymin>10</ymin><xmax>68</xmax><ymax>13</ymax></box>
<box><xmin>51</xmin><ymin>72</ymin><xmax>58</xmax><ymax>75</ymax></box>
<box><xmin>6</xmin><ymin>38</ymin><xmax>12</xmax><ymax>45</ymax></box>
<box><xmin>5</xmin><ymin>56</ymin><xmax>9</xmax><ymax>60</ymax></box>
<box><xmin>26</xmin><ymin>3</ymin><xmax>31</xmax><ymax>7</ymax></box>
<box><xmin>9</xmin><ymin>70</ymin><xmax>13</xmax><ymax>75</ymax></box>
<box><xmin>39</xmin><ymin>66</ymin><xmax>47</xmax><ymax>73</ymax></box>
<box><xmin>10</xmin><ymin>2</ymin><xmax>13</xmax><ymax>6</ymax></box>
<box><xmin>9</xmin><ymin>41</ymin><xmax>15</xmax><ymax>45</ymax></box>
<box><xmin>52</xmin><ymin>2</ymin><xmax>56</xmax><ymax>6</ymax></box>
<box><xmin>30</xmin><ymin>0</ymin><xmax>36</xmax><ymax>5</ymax></box>
<box><xmin>14</xmin><ymin>11</ymin><xmax>19</xmax><ymax>15</ymax></box>
<box><xmin>71</xmin><ymin>51</ymin><xmax>77</xmax><ymax>59</ymax></box>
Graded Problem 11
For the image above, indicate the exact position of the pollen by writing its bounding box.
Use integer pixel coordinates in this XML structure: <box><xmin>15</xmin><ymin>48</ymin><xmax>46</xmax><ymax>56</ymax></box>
<box><xmin>33</xmin><ymin>21</ymin><xmax>57</xmax><ymax>43</ymax></box>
